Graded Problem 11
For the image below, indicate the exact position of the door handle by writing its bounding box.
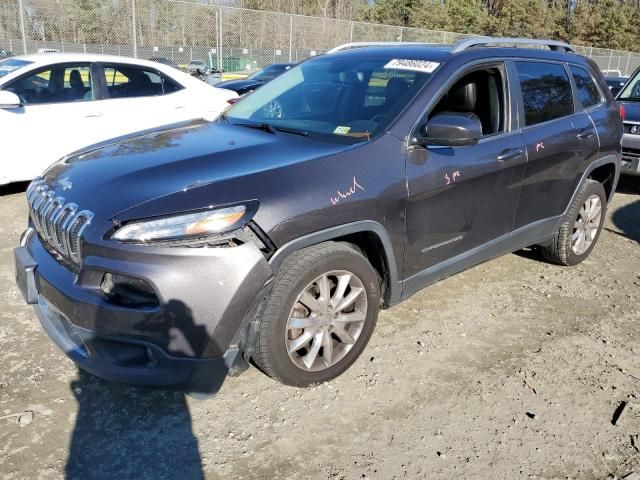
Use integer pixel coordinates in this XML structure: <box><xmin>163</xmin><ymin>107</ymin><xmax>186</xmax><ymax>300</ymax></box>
<box><xmin>576</xmin><ymin>129</ymin><xmax>594</xmax><ymax>139</ymax></box>
<box><xmin>497</xmin><ymin>148</ymin><xmax>523</xmax><ymax>162</ymax></box>
<box><xmin>84</xmin><ymin>113</ymin><xmax>102</xmax><ymax>118</ymax></box>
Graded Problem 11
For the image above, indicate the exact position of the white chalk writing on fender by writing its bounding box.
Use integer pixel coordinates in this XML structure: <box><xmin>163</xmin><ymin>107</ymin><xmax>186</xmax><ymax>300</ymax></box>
<box><xmin>330</xmin><ymin>176</ymin><xmax>365</xmax><ymax>205</ymax></box>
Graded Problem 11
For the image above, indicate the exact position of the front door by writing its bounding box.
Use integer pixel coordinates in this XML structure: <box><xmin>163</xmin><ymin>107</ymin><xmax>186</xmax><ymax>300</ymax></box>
<box><xmin>404</xmin><ymin>62</ymin><xmax>525</xmax><ymax>281</ymax></box>
<box><xmin>0</xmin><ymin>63</ymin><xmax>104</xmax><ymax>182</ymax></box>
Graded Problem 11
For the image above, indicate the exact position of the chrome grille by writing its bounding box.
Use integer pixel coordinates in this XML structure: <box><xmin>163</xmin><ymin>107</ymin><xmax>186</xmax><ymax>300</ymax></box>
<box><xmin>26</xmin><ymin>178</ymin><xmax>94</xmax><ymax>264</ymax></box>
<box><xmin>54</xmin><ymin>207</ymin><xmax>74</xmax><ymax>248</ymax></box>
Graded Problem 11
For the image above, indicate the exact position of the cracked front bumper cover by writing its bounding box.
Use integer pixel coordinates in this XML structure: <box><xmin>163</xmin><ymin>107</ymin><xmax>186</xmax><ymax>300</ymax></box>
<box><xmin>15</xmin><ymin>232</ymin><xmax>274</xmax><ymax>395</ymax></box>
<box><xmin>34</xmin><ymin>294</ymin><xmax>238</xmax><ymax>394</ymax></box>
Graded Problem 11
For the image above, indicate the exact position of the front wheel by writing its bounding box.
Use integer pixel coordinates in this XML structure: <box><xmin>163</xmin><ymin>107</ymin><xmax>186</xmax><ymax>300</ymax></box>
<box><xmin>541</xmin><ymin>179</ymin><xmax>607</xmax><ymax>266</ymax></box>
<box><xmin>252</xmin><ymin>242</ymin><xmax>380</xmax><ymax>387</ymax></box>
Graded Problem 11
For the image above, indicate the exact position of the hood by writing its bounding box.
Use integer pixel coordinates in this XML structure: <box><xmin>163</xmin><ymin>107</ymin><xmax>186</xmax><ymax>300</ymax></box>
<box><xmin>41</xmin><ymin>120</ymin><xmax>345</xmax><ymax>226</ymax></box>
<box><xmin>215</xmin><ymin>79</ymin><xmax>264</xmax><ymax>91</ymax></box>
<box><xmin>618</xmin><ymin>99</ymin><xmax>640</xmax><ymax>122</ymax></box>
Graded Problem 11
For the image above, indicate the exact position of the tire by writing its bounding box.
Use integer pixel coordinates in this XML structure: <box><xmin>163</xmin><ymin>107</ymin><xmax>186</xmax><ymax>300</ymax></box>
<box><xmin>253</xmin><ymin>241</ymin><xmax>380</xmax><ymax>387</ymax></box>
<box><xmin>540</xmin><ymin>179</ymin><xmax>607</xmax><ymax>266</ymax></box>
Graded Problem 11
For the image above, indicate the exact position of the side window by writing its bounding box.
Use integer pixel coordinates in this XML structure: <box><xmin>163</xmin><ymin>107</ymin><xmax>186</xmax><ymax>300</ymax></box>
<box><xmin>516</xmin><ymin>61</ymin><xmax>574</xmax><ymax>126</ymax></box>
<box><xmin>430</xmin><ymin>65</ymin><xmax>507</xmax><ymax>136</ymax></box>
<box><xmin>570</xmin><ymin>65</ymin><xmax>602</xmax><ymax>109</ymax></box>
<box><xmin>103</xmin><ymin>65</ymin><xmax>182</xmax><ymax>99</ymax></box>
<box><xmin>364</xmin><ymin>69</ymin><xmax>417</xmax><ymax>108</ymax></box>
<box><xmin>5</xmin><ymin>64</ymin><xmax>93</xmax><ymax>105</ymax></box>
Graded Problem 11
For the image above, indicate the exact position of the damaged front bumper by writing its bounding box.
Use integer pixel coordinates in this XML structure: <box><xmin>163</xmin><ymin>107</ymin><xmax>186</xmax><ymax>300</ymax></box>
<box><xmin>14</xmin><ymin>229</ymin><xmax>274</xmax><ymax>396</ymax></box>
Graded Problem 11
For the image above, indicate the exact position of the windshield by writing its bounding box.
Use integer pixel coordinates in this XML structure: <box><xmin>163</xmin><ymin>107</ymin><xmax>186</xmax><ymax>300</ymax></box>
<box><xmin>618</xmin><ymin>70</ymin><xmax>640</xmax><ymax>101</ymax></box>
<box><xmin>0</xmin><ymin>58</ymin><xmax>33</xmax><ymax>79</ymax></box>
<box><xmin>247</xmin><ymin>65</ymin><xmax>288</xmax><ymax>82</ymax></box>
<box><xmin>224</xmin><ymin>56</ymin><xmax>438</xmax><ymax>141</ymax></box>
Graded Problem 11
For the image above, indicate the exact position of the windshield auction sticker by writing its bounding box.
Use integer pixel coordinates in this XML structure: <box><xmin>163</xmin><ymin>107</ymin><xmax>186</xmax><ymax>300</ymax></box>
<box><xmin>384</xmin><ymin>59</ymin><xmax>440</xmax><ymax>73</ymax></box>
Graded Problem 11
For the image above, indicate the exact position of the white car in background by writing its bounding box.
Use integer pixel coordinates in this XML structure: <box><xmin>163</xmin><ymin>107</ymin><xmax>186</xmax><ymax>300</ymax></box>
<box><xmin>0</xmin><ymin>53</ymin><xmax>237</xmax><ymax>185</ymax></box>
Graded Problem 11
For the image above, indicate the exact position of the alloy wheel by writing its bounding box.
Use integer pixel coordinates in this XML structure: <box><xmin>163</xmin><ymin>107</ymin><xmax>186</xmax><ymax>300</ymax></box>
<box><xmin>571</xmin><ymin>193</ymin><xmax>602</xmax><ymax>255</ymax></box>
<box><xmin>285</xmin><ymin>270</ymin><xmax>368</xmax><ymax>372</ymax></box>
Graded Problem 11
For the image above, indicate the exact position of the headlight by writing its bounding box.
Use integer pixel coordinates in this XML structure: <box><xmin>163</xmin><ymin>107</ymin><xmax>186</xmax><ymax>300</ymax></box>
<box><xmin>112</xmin><ymin>204</ymin><xmax>254</xmax><ymax>243</ymax></box>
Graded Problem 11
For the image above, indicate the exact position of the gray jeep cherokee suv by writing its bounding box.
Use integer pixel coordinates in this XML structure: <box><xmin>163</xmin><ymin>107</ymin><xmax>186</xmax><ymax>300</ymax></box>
<box><xmin>15</xmin><ymin>37</ymin><xmax>622</xmax><ymax>396</ymax></box>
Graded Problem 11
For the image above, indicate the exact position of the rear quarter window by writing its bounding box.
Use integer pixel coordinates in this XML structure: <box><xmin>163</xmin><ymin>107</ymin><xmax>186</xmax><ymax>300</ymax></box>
<box><xmin>569</xmin><ymin>65</ymin><xmax>602</xmax><ymax>109</ymax></box>
<box><xmin>516</xmin><ymin>61</ymin><xmax>574</xmax><ymax>126</ymax></box>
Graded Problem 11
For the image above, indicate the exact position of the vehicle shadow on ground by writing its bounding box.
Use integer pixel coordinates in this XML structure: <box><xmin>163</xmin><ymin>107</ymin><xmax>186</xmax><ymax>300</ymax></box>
<box><xmin>65</xmin><ymin>370</ymin><xmax>204</xmax><ymax>480</ymax></box>
<box><xmin>516</xmin><ymin>178</ymin><xmax>640</xmax><ymax>263</ymax></box>
<box><xmin>65</xmin><ymin>299</ymin><xmax>217</xmax><ymax>479</ymax></box>
<box><xmin>615</xmin><ymin>175</ymin><xmax>640</xmax><ymax>195</ymax></box>
<box><xmin>608</xmin><ymin>199</ymin><xmax>640</xmax><ymax>244</ymax></box>
<box><xmin>0</xmin><ymin>181</ymin><xmax>29</xmax><ymax>197</ymax></box>
<box><xmin>512</xmin><ymin>246</ymin><xmax>547</xmax><ymax>263</ymax></box>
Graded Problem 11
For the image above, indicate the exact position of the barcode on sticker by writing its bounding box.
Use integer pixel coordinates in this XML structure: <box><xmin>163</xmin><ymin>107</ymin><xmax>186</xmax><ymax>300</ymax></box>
<box><xmin>384</xmin><ymin>59</ymin><xmax>440</xmax><ymax>73</ymax></box>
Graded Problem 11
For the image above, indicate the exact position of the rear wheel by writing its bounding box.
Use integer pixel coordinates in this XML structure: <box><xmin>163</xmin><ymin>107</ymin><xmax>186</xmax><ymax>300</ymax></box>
<box><xmin>540</xmin><ymin>179</ymin><xmax>606</xmax><ymax>266</ymax></box>
<box><xmin>253</xmin><ymin>242</ymin><xmax>380</xmax><ymax>387</ymax></box>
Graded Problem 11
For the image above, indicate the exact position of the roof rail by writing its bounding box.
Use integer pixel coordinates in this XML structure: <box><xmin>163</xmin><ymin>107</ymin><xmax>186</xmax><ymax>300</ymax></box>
<box><xmin>326</xmin><ymin>42</ymin><xmax>432</xmax><ymax>53</ymax></box>
<box><xmin>451</xmin><ymin>36</ymin><xmax>574</xmax><ymax>53</ymax></box>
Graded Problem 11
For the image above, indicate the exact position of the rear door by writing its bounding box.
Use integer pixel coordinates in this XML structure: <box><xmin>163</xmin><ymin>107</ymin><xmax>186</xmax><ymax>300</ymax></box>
<box><xmin>512</xmin><ymin>61</ymin><xmax>599</xmax><ymax>229</ymax></box>
<box><xmin>569</xmin><ymin>64</ymin><xmax>621</xmax><ymax>164</ymax></box>
<box><xmin>96</xmin><ymin>63</ymin><xmax>192</xmax><ymax>137</ymax></box>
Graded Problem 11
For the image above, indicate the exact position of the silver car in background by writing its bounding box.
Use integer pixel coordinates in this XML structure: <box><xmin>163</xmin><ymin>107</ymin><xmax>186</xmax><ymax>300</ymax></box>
<box><xmin>617</xmin><ymin>67</ymin><xmax>640</xmax><ymax>176</ymax></box>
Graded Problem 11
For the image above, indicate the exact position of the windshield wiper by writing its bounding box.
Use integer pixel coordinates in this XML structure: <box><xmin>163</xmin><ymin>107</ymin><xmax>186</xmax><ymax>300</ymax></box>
<box><xmin>233</xmin><ymin>121</ymin><xmax>308</xmax><ymax>137</ymax></box>
<box><xmin>270</xmin><ymin>125</ymin><xmax>309</xmax><ymax>137</ymax></box>
<box><xmin>234</xmin><ymin>122</ymin><xmax>277</xmax><ymax>134</ymax></box>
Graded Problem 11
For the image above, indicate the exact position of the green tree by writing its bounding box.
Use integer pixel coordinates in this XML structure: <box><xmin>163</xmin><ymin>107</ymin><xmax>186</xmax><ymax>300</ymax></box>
<box><xmin>371</xmin><ymin>0</ymin><xmax>421</xmax><ymax>26</ymax></box>
<box><xmin>567</xmin><ymin>0</ymin><xmax>638</xmax><ymax>51</ymax></box>
<box><xmin>445</xmin><ymin>0</ymin><xmax>489</xmax><ymax>34</ymax></box>
<box><xmin>594</xmin><ymin>0</ymin><xmax>633</xmax><ymax>49</ymax></box>
<box><xmin>490</xmin><ymin>0</ymin><xmax>557</xmax><ymax>38</ymax></box>
<box><xmin>68</xmin><ymin>0</ymin><xmax>104</xmax><ymax>43</ymax></box>
<box><xmin>410</xmin><ymin>1</ymin><xmax>452</xmax><ymax>32</ymax></box>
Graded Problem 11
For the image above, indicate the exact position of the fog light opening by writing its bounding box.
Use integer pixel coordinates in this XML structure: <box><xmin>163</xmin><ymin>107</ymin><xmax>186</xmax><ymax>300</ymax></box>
<box><xmin>100</xmin><ymin>273</ymin><xmax>159</xmax><ymax>308</ymax></box>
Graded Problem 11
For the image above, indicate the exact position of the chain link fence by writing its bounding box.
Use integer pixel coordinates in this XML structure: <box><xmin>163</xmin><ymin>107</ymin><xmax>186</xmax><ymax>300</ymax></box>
<box><xmin>1</xmin><ymin>0</ymin><xmax>639</xmax><ymax>76</ymax></box>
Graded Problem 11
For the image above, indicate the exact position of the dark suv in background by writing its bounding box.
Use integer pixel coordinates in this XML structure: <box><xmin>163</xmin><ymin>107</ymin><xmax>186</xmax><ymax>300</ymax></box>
<box><xmin>15</xmin><ymin>37</ymin><xmax>622</xmax><ymax>396</ymax></box>
<box><xmin>215</xmin><ymin>62</ymin><xmax>296</xmax><ymax>95</ymax></box>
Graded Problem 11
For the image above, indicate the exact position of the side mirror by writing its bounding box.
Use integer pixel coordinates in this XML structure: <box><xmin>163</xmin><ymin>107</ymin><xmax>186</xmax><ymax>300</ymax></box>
<box><xmin>411</xmin><ymin>112</ymin><xmax>482</xmax><ymax>147</ymax></box>
<box><xmin>0</xmin><ymin>90</ymin><xmax>22</xmax><ymax>109</ymax></box>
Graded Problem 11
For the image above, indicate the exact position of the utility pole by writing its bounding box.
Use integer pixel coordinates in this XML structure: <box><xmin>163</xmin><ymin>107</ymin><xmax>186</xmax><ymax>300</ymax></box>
<box><xmin>566</xmin><ymin>0</ymin><xmax>576</xmax><ymax>30</ymax></box>
<box><xmin>132</xmin><ymin>0</ymin><xmax>138</xmax><ymax>58</ymax></box>
<box><xmin>18</xmin><ymin>0</ymin><xmax>27</xmax><ymax>54</ymax></box>
<box><xmin>288</xmin><ymin>15</ymin><xmax>293</xmax><ymax>62</ymax></box>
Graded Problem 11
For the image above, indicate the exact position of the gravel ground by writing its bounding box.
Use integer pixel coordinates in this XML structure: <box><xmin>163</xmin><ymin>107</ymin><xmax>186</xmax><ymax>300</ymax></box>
<box><xmin>0</xmin><ymin>178</ymin><xmax>639</xmax><ymax>480</ymax></box>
